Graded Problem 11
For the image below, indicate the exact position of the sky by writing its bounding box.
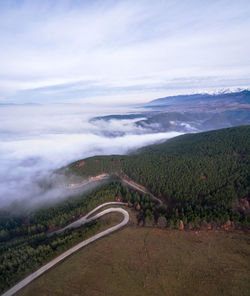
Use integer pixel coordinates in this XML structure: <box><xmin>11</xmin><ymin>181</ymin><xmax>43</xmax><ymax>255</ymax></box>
<box><xmin>0</xmin><ymin>0</ymin><xmax>250</xmax><ymax>104</ymax></box>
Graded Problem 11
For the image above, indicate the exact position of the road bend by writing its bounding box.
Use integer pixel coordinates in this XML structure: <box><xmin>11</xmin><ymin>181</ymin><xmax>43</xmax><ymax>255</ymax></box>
<box><xmin>2</xmin><ymin>202</ymin><xmax>129</xmax><ymax>296</ymax></box>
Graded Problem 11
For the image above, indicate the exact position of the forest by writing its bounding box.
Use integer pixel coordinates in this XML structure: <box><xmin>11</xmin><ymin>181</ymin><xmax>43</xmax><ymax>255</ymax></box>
<box><xmin>1</xmin><ymin>125</ymin><xmax>250</xmax><ymax>293</ymax></box>
<box><xmin>0</xmin><ymin>182</ymin><xmax>125</xmax><ymax>293</ymax></box>
<box><xmin>69</xmin><ymin>125</ymin><xmax>250</xmax><ymax>227</ymax></box>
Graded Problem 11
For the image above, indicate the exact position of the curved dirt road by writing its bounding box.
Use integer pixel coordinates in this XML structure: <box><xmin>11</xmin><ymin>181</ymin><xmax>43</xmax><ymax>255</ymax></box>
<box><xmin>2</xmin><ymin>203</ymin><xmax>129</xmax><ymax>296</ymax></box>
<box><xmin>122</xmin><ymin>179</ymin><xmax>163</xmax><ymax>206</ymax></box>
<box><xmin>49</xmin><ymin>201</ymin><xmax>126</xmax><ymax>236</ymax></box>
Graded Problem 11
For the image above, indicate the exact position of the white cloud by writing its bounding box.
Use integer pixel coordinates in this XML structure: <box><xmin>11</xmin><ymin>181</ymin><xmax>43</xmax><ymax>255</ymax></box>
<box><xmin>0</xmin><ymin>0</ymin><xmax>249</xmax><ymax>103</ymax></box>
<box><xmin>0</xmin><ymin>104</ymin><xmax>182</xmax><ymax>210</ymax></box>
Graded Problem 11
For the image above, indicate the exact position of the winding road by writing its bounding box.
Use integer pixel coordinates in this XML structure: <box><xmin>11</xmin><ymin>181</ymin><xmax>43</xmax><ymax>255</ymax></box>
<box><xmin>2</xmin><ymin>176</ymin><xmax>161</xmax><ymax>296</ymax></box>
<box><xmin>2</xmin><ymin>202</ymin><xmax>129</xmax><ymax>296</ymax></box>
<box><xmin>48</xmin><ymin>201</ymin><xmax>126</xmax><ymax>236</ymax></box>
<box><xmin>122</xmin><ymin>178</ymin><xmax>163</xmax><ymax>206</ymax></box>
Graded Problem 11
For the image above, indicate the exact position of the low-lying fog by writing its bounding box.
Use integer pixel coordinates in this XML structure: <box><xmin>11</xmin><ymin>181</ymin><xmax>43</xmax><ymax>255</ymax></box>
<box><xmin>0</xmin><ymin>104</ymin><xmax>182</xmax><ymax>213</ymax></box>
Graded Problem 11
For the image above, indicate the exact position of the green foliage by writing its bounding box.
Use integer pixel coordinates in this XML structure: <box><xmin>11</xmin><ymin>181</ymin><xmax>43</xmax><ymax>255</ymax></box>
<box><xmin>66</xmin><ymin>155</ymin><xmax>123</xmax><ymax>177</ymax></box>
<box><xmin>1</xmin><ymin>125</ymin><xmax>250</xmax><ymax>293</ymax></box>
<box><xmin>65</xmin><ymin>125</ymin><xmax>250</xmax><ymax>228</ymax></box>
<box><xmin>0</xmin><ymin>221</ymin><xmax>100</xmax><ymax>293</ymax></box>
<box><xmin>123</xmin><ymin>126</ymin><xmax>250</xmax><ymax>225</ymax></box>
<box><xmin>0</xmin><ymin>182</ymin><xmax>123</xmax><ymax>293</ymax></box>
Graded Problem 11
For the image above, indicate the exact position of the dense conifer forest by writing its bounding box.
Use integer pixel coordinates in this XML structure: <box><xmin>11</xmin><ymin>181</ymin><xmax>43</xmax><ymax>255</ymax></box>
<box><xmin>0</xmin><ymin>183</ymin><xmax>124</xmax><ymax>292</ymax></box>
<box><xmin>123</xmin><ymin>126</ymin><xmax>250</xmax><ymax>207</ymax></box>
<box><xmin>70</xmin><ymin>125</ymin><xmax>250</xmax><ymax>227</ymax></box>
<box><xmin>1</xmin><ymin>125</ymin><xmax>249</xmax><ymax>293</ymax></box>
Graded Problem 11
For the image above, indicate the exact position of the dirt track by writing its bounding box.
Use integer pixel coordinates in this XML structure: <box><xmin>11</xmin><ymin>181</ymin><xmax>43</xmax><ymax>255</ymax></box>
<box><xmin>2</xmin><ymin>202</ymin><xmax>129</xmax><ymax>296</ymax></box>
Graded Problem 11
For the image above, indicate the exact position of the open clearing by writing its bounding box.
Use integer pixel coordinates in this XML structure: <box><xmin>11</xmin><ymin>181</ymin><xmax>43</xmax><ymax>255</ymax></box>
<box><xmin>16</xmin><ymin>212</ymin><xmax>250</xmax><ymax>296</ymax></box>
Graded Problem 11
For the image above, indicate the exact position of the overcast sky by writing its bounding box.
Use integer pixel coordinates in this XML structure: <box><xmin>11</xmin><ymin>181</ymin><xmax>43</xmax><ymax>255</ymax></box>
<box><xmin>0</xmin><ymin>0</ymin><xmax>250</xmax><ymax>104</ymax></box>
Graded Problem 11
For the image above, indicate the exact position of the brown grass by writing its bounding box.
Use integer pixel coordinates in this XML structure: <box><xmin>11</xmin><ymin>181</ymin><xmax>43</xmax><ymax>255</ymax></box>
<box><xmin>17</xmin><ymin>213</ymin><xmax>250</xmax><ymax>296</ymax></box>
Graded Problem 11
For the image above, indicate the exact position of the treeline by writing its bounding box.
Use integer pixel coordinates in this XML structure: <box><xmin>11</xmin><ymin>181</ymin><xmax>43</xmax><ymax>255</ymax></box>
<box><xmin>65</xmin><ymin>155</ymin><xmax>123</xmax><ymax>177</ymax></box>
<box><xmin>121</xmin><ymin>185</ymin><xmax>249</xmax><ymax>229</ymax></box>
<box><xmin>0</xmin><ymin>181</ymin><xmax>160</xmax><ymax>293</ymax></box>
<box><xmin>122</xmin><ymin>126</ymin><xmax>250</xmax><ymax>208</ymax></box>
<box><xmin>0</xmin><ymin>182</ymin><xmax>121</xmax><ymax>242</ymax></box>
<box><xmin>0</xmin><ymin>221</ymin><xmax>99</xmax><ymax>293</ymax></box>
<box><xmin>154</xmin><ymin>203</ymin><xmax>249</xmax><ymax>230</ymax></box>
<box><xmin>121</xmin><ymin>186</ymin><xmax>156</xmax><ymax>225</ymax></box>
<box><xmin>68</xmin><ymin>125</ymin><xmax>250</xmax><ymax>227</ymax></box>
<box><xmin>0</xmin><ymin>182</ymin><xmax>124</xmax><ymax>293</ymax></box>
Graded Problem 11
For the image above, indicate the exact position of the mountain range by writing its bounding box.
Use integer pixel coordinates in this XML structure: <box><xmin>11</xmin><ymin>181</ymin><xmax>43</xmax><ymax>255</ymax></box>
<box><xmin>90</xmin><ymin>90</ymin><xmax>250</xmax><ymax>135</ymax></box>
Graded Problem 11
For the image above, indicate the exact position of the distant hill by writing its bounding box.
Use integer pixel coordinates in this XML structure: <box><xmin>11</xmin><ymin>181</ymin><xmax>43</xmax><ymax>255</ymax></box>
<box><xmin>134</xmin><ymin>110</ymin><xmax>250</xmax><ymax>132</ymax></box>
<box><xmin>147</xmin><ymin>89</ymin><xmax>250</xmax><ymax>108</ymax></box>
<box><xmin>89</xmin><ymin>90</ymin><xmax>250</xmax><ymax>136</ymax></box>
<box><xmin>90</xmin><ymin>114</ymin><xmax>146</xmax><ymax>122</ymax></box>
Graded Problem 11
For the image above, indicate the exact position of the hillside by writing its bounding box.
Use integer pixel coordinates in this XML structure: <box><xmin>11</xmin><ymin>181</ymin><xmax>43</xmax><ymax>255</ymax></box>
<box><xmin>16</xmin><ymin>227</ymin><xmax>250</xmax><ymax>296</ymax></box>
<box><xmin>146</xmin><ymin>89</ymin><xmax>250</xmax><ymax>107</ymax></box>
<box><xmin>68</xmin><ymin>125</ymin><xmax>250</xmax><ymax>228</ymax></box>
<box><xmin>0</xmin><ymin>182</ymin><xmax>132</xmax><ymax>293</ymax></box>
<box><xmin>90</xmin><ymin>90</ymin><xmax>250</xmax><ymax>135</ymax></box>
<box><xmin>134</xmin><ymin>110</ymin><xmax>250</xmax><ymax>132</ymax></box>
<box><xmin>1</xmin><ymin>126</ymin><xmax>250</xmax><ymax>294</ymax></box>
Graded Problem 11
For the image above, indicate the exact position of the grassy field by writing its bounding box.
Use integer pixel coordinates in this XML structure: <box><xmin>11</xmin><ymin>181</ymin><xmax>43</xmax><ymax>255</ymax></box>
<box><xmin>16</xmin><ymin>211</ymin><xmax>250</xmax><ymax>296</ymax></box>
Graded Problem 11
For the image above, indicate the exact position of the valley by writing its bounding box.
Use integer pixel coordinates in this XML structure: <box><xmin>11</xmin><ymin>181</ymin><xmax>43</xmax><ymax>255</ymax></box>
<box><xmin>1</xmin><ymin>125</ymin><xmax>250</xmax><ymax>295</ymax></box>
<box><xmin>1</xmin><ymin>2</ymin><xmax>250</xmax><ymax>295</ymax></box>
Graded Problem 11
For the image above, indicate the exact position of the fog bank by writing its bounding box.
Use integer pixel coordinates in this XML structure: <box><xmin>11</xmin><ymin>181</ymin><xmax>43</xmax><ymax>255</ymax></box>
<box><xmin>0</xmin><ymin>104</ymin><xmax>182</xmax><ymax>212</ymax></box>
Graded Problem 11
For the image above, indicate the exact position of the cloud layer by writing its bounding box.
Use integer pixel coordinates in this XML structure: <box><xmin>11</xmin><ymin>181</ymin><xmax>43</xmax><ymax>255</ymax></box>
<box><xmin>0</xmin><ymin>0</ymin><xmax>249</xmax><ymax>103</ymax></box>
<box><xmin>0</xmin><ymin>104</ymin><xmax>182</xmax><ymax>211</ymax></box>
